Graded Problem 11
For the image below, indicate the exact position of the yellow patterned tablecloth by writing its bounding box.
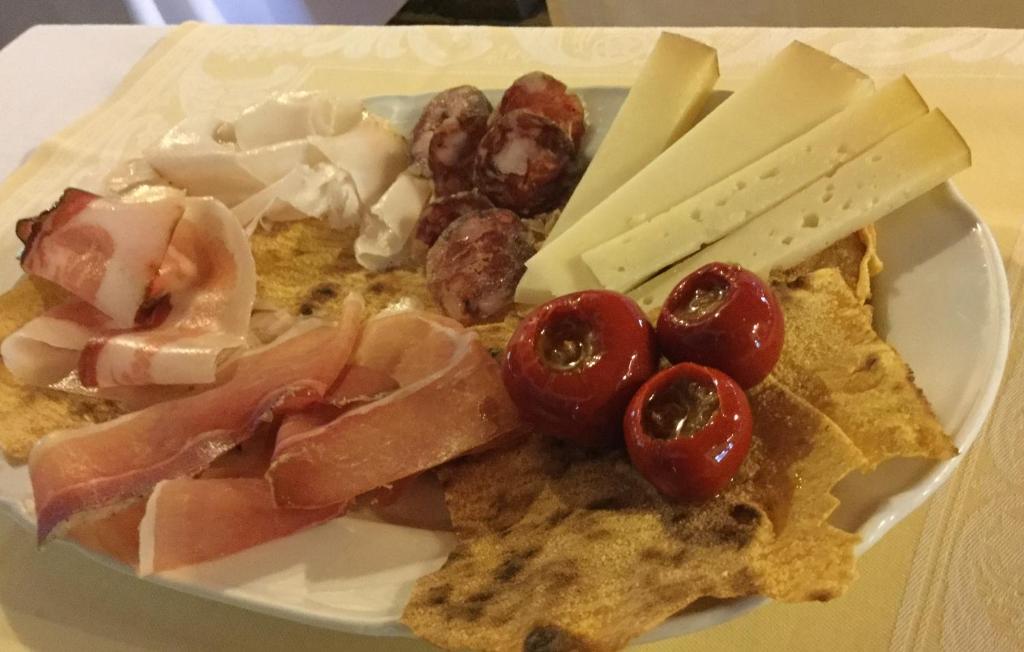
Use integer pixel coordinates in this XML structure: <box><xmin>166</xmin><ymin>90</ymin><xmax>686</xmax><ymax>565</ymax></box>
<box><xmin>0</xmin><ymin>23</ymin><xmax>1022</xmax><ymax>651</ymax></box>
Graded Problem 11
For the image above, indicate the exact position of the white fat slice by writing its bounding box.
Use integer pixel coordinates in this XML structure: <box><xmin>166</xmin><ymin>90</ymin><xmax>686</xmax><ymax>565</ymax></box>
<box><xmin>354</xmin><ymin>169</ymin><xmax>433</xmax><ymax>271</ymax></box>
<box><xmin>145</xmin><ymin>116</ymin><xmax>265</xmax><ymax>206</ymax></box>
<box><xmin>310</xmin><ymin>115</ymin><xmax>411</xmax><ymax>209</ymax></box>
<box><xmin>106</xmin><ymin>158</ymin><xmax>164</xmax><ymax>194</ymax></box>
<box><xmin>232</xmin><ymin>163</ymin><xmax>363</xmax><ymax>232</ymax></box>
<box><xmin>232</xmin><ymin>92</ymin><xmax>364</xmax><ymax>150</ymax></box>
<box><xmin>515</xmin><ymin>41</ymin><xmax>874</xmax><ymax>304</ymax></box>
<box><xmin>583</xmin><ymin>77</ymin><xmax>927</xmax><ymax>292</ymax></box>
<box><xmin>629</xmin><ymin>110</ymin><xmax>971</xmax><ymax>312</ymax></box>
<box><xmin>547</xmin><ymin>33</ymin><xmax>719</xmax><ymax>241</ymax></box>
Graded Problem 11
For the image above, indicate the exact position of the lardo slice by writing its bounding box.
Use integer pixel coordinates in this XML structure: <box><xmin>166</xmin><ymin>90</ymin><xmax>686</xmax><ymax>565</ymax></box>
<box><xmin>545</xmin><ymin>33</ymin><xmax>719</xmax><ymax>241</ymax></box>
<box><xmin>582</xmin><ymin>77</ymin><xmax>927</xmax><ymax>291</ymax></box>
<box><xmin>515</xmin><ymin>41</ymin><xmax>874</xmax><ymax>304</ymax></box>
<box><xmin>629</xmin><ymin>110</ymin><xmax>970</xmax><ymax>311</ymax></box>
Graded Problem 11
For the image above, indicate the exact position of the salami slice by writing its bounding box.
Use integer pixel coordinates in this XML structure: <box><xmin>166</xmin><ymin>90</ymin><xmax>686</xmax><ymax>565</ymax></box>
<box><xmin>410</xmin><ymin>85</ymin><xmax>493</xmax><ymax>173</ymax></box>
<box><xmin>426</xmin><ymin>209</ymin><xmax>535</xmax><ymax>325</ymax></box>
<box><xmin>427</xmin><ymin>113</ymin><xmax>490</xmax><ymax>197</ymax></box>
<box><xmin>413</xmin><ymin>190</ymin><xmax>495</xmax><ymax>255</ymax></box>
<box><xmin>474</xmin><ymin>110</ymin><xmax>576</xmax><ymax>217</ymax></box>
<box><xmin>497</xmin><ymin>71</ymin><xmax>586</xmax><ymax>150</ymax></box>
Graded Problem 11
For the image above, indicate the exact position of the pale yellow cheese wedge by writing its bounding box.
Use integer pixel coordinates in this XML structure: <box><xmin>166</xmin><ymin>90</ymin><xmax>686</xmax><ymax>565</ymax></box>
<box><xmin>582</xmin><ymin>76</ymin><xmax>927</xmax><ymax>291</ymax></box>
<box><xmin>545</xmin><ymin>33</ymin><xmax>719</xmax><ymax>242</ymax></box>
<box><xmin>516</xmin><ymin>41</ymin><xmax>874</xmax><ymax>304</ymax></box>
<box><xmin>629</xmin><ymin>110</ymin><xmax>971</xmax><ymax>312</ymax></box>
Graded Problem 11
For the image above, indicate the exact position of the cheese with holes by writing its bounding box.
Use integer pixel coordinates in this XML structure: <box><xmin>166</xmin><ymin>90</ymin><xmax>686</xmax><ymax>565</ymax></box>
<box><xmin>545</xmin><ymin>33</ymin><xmax>719</xmax><ymax>242</ymax></box>
<box><xmin>516</xmin><ymin>41</ymin><xmax>873</xmax><ymax>304</ymax></box>
<box><xmin>629</xmin><ymin>110</ymin><xmax>971</xmax><ymax>312</ymax></box>
<box><xmin>582</xmin><ymin>77</ymin><xmax>927</xmax><ymax>291</ymax></box>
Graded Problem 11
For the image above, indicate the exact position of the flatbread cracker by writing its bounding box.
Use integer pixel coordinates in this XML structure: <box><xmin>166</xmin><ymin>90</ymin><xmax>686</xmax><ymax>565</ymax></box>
<box><xmin>402</xmin><ymin>379</ymin><xmax>864</xmax><ymax>651</ymax></box>
<box><xmin>777</xmin><ymin>227</ymin><xmax>881</xmax><ymax>303</ymax></box>
<box><xmin>250</xmin><ymin>219</ymin><xmax>521</xmax><ymax>352</ymax></box>
<box><xmin>772</xmin><ymin>267</ymin><xmax>956</xmax><ymax>467</ymax></box>
<box><xmin>0</xmin><ymin>278</ymin><xmax>122</xmax><ymax>461</ymax></box>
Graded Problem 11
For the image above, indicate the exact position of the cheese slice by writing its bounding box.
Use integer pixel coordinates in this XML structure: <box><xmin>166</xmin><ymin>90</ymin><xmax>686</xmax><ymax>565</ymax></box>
<box><xmin>582</xmin><ymin>76</ymin><xmax>927</xmax><ymax>292</ymax></box>
<box><xmin>629</xmin><ymin>110</ymin><xmax>971</xmax><ymax>312</ymax></box>
<box><xmin>545</xmin><ymin>33</ymin><xmax>719</xmax><ymax>242</ymax></box>
<box><xmin>515</xmin><ymin>41</ymin><xmax>874</xmax><ymax>304</ymax></box>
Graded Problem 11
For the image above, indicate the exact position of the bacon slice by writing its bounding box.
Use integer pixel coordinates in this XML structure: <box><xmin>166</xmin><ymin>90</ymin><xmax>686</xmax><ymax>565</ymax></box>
<box><xmin>78</xmin><ymin>198</ymin><xmax>257</xmax><ymax>387</ymax></box>
<box><xmin>17</xmin><ymin>189</ymin><xmax>181</xmax><ymax>327</ymax></box>
<box><xmin>0</xmin><ymin>300</ymin><xmax>113</xmax><ymax>386</ymax></box>
<box><xmin>137</xmin><ymin>478</ymin><xmax>343</xmax><ymax>575</ymax></box>
<box><xmin>268</xmin><ymin>311</ymin><xmax>520</xmax><ymax>509</ymax></box>
<box><xmin>29</xmin><ymin>295</ymin><xmax>363</xmax><ymax>542</ymax></box>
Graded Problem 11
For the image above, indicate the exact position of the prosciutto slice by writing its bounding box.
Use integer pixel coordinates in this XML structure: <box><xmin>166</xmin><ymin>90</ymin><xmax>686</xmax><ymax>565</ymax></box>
<box><xmin>138</xmin><ymin>478</ymin><xmax>344</xmax><ymax>575</ymax></box>
<box><xmin>67</xmin><ymin>498</ymin><xmax>147</xmax><ymax>568</ymax></box>
<box><xmin>268</xmin><ymin>310</ymin><xmax>520</xmax><ymax>509</ymax></box>
<box><xmin>29</xmin><ymin>294</ymin><xmax>363</xmax><ymax>542</ymax></box>
<box><xmin>78</xmin><ymin>198</ymin><xmax>257</xmax><ymax>387</ymax></box>
<box><xmin>16</xmin><ymin>189</ymin><xmax>180</xmax><ymax>327</ymax></box>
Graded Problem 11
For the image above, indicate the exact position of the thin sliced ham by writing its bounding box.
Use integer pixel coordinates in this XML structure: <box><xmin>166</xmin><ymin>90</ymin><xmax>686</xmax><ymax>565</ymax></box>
<box><xmin>78</xmin><ymin>198</ymin><xmax>257</xmax><ymax>387</ymax></box>
<box><xmin>67</xmin><ymin>498</ymin><xmax>147</xmax><ymax>568</ymax></box>
<box><xmin>268</xmin><ymin>310</ymin><xmax>520</xmax><ymax>509</ymax></box>
<box><xmin>16</xmin><ymin>189</ymin><xmax>180</xmax><ymax>327</ymax></box>
<box><xmin>29</xmin><ymin>294</ymin><xmax>363</xmax><ymax>542</ymax></box>
<box><xmin>138</xmin><ymin>478</ymin><xmax>344</xmax><ymax>575</ymax></box>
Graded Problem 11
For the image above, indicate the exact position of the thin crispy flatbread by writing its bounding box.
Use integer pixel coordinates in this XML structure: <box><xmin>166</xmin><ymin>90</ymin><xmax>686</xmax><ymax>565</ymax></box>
<box><xmin>402</xmin><ymin>379</ymin><xmax>865</xmax><ymax>651</ymax></box>
<box><xmin>772</xmin><ymin>267</ymin><xmax>956</xmax><ymax>467</ymax></box>
<box><xmin>0</xmin><ymin>278</ymin><xmax>122</xmax><ymax>461</ymax></box>
<box><xmin>249</xmin><ymin>220</ymin><xmax>521</xmax><ymax>353</ymax></box>
<box><xmin>777</xmin><ymin>227</ymin><xmax>881</xmax><ymax>303</ymax></box>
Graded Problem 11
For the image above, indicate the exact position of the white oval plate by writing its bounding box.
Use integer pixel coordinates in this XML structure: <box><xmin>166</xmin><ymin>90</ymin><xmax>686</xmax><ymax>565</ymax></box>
<box><xmin>0</xmin><ymin>88</ymin><xmax>1011</xmax><ymax>644</ymax></box>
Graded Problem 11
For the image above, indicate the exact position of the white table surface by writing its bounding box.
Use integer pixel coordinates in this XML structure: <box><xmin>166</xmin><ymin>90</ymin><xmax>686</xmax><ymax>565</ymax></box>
<box><xmin>0</xmin><ymin>26</ymin><xmax>167</xmax><ymax>181</ymax></box>
<box><xmin>1</xmin><ymin>23</ymin><xmax>1022</xmax><ymax>652</ymax></box>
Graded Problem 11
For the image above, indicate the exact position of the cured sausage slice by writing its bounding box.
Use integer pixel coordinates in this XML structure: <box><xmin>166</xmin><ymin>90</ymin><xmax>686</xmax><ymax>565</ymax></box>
<box><xmin>412</xmin><ymin>190</ymin><xmax>495</xmax><ymax>254</ymax></box>
<box><xmin>474</xmin><ymin>110</ymin><xmax>576</xmax><ymax>217</ymax></box>
<box><xmin>426</xmin><ymin>209</ymin><xmax>535</xmax><ymax>324</ymax></box>
<box><xmin>410</xmin><ymin>85</ymin><xmax>492</xmax><ymax>173</ymax></box>
<box><xmin>497</xmin><ymin>71</ymin><xmax>586</xmax><ymax>149</ymax></box>
<box><xmin>427</xmin><ymin>112</ymin><xmax>490</xmax><ymax>197</ymax></box>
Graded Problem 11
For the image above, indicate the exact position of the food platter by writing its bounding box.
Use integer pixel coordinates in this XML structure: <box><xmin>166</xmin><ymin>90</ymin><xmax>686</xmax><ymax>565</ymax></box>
<box><xmin>0</xmin><ymin>79</ymin><xmax>1010</xmax><ymax>643</ymax></box>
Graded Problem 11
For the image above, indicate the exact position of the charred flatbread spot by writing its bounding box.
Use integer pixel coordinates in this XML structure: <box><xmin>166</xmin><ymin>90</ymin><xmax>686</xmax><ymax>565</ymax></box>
<box><xmin>810</xmin><ymin>589</ymin><xmax>836</xmax><ymax>602</ymax></box>
<box><xmin>715</xmin><ymin>523</ymin><xmax>754</xmax><ymax>549</ymax></box>
<box><xmin>310</xmin><ymin>283</ymin><xmax>337</xmax><ymax>300</ymax></box>
<box><xmin>546</xmin><ymin>507</ymin><xmax>572</xmax><ymax>527</ymax></box>
<box><xmin>730</xmin><ymin>503</ymin><xmax>761</xmax><ymax>526</ymax></box>
<box><xmin>857</xmin><ymin>353</ymin><xmax>880</xmax><ymax>372</ymax></box>
<box><xmin>495</xmin><ymin>557</ymin><xmax>526</xmax><ymax>582</ymax></box>
<box><xmin>523</xmin><ymin>625</ymin><xmax>586</xmax><ymax>652</ymax></box>
<box><xmin>467</xmin><ymin>589</ymin><xmax>495</xmax><ymax>604</ymax></box>
<box><xmin>367</xmin><ymin>281</ymin><xmax>386</xmax><ymax>294</ymax></box>
<box><xmin>585</xmin><ymin>492</ymin><xmax>650</xmax><ymax>511</ymax></box>
<box><xmin>426</xmin><ymin>584</ymin><xmax>452</xmax><ymax>606</ymax></box>
<box><xmin>298</xmin><ymin>303</ymin><xmax>314</xmax><ymax>316</ymax></box>
<box><xmin>583</xmin><ymin>527</ymin><xmax>612</xmax><ymax>542</ymax></box>
<box><xmin>458</xmin><ymin>603</ymin><xmax>485</xmax><ymax>622</ymax></box>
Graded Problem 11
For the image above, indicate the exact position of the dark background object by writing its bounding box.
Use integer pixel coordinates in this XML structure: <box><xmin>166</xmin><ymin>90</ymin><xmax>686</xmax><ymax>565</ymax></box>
<box><xmin>392</xmin><ymin>0</ymin><xmax>547</xmax><ymax>24</ymax></box>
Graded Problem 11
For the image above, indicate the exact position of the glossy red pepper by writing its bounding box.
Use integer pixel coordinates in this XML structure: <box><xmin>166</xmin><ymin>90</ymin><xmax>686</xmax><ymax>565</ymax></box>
<box><xmin>624</xmin><ymin>363</ymin><xmax>752</xmax><ymax>501</ymax></box>
<box><xmin>656</xmin><ymin>262</ymin><xmax>784</xmax><ymax>389</ymax></box>
<box><xmin>503</xmin><ymin>290</ymin><xmax>657</xmax><ymax>447</ymax></box>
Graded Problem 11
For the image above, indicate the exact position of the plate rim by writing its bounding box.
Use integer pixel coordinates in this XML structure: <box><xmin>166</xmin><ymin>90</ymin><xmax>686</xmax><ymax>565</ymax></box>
<box><xmin>0</xmin><ymin>181</ymin><xmax>1009</xmax><ymax>643</ymax></box>
<box><xmin>0</xmin><ymin>81</ymin><xmax>1012</xmax><ymax>641</ymax></box>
